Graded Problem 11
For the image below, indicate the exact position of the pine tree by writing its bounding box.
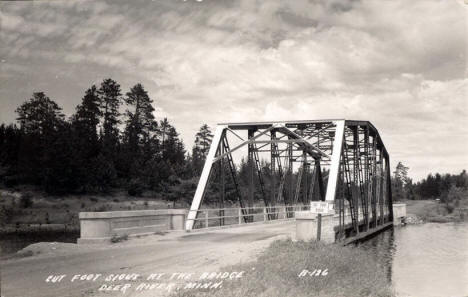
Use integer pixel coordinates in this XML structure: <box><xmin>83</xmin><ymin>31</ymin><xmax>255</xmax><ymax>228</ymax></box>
<box><xmin>72</xmin><ymin>85</ymin><xmax>101</xmax><ymax>148</ymax></box>
<box><xmin>159</xmin><ymin>118</ymin><xmax>171</xmax><ymax>151</ymax></box>
<box><xmin>392</xmin><ymin>162</ymin><xmax>411</xmax><ymax>201</ymax></box>
<box><xmin>164</xmin><ymin>126</ymin><xmax>186</xmax><ymax>166</ymax></box>
<box><xmin>71</xmin><ymin>85</ymin><xmax>102</xmax><ymax>191</ymax></box>
<box><xmin>16</xmin><ymin>92</ymin><xmax>65</xmax><ymax>135</ymax></box>
<box><xmin>123</xmin><ymin>83</ymin><xmax>157</xmax><ymax>156</ymax></box>
<box><xmin>122</xmin><ymin>84</ymin><xmax>158</xmax><ymax>193</ymax></box>
<box><xmin>0</xmin><ymin>124</ymin><xmax>21</xmax><ymax>187</ymax></box>
<box><xmin>15</xmin><ymin>92</ymin><xmax>66</xmax><ymax>186</ymax></box>
<box><xmin>393</xmin><ymin>162</ymin><xmax>410</xmax><ymax>186</ymax></box>
<box><xmin>159</xmin><ymin>120</ymin><xmax>186</xmax><ymax>178</ymax></box>
<box><xmin>192</xmin><ymin>124</ymin><xmax>213</xmax><ymax>175</ymax></box>
<box><xmin>98</xmin><ymin>78</ymin><xmax>122</xmax><ymax>156</ymax></box>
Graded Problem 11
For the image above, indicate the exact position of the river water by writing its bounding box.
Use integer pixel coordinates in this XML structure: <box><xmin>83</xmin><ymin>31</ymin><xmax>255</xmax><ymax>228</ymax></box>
<box><xmin>359</xmin><ymin>222</ymin><xmax>468</xmax><ymax>297</ymax></box>
<box><xmin>0</xmin><ymin>230</ymin><xmax>79</xmax><ymax>256</ymax></box>
<box><xmin>1</xmin><ymin>223</ymin><xmax>467</xmax><ymax>296</ymax></box>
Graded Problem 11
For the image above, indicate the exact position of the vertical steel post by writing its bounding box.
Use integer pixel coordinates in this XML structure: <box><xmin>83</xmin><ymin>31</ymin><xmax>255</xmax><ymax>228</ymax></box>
<box><xmin>248</xmin><ymin>129</ymin><xmax>255</xmax><ymax>222</ymax></box>
<box><xmin>220</xmin><ymin>142</ymin><xmax>225</xmax><ymax>226</ymax></box>
<box><xmin>352</xmin><ymin>126</ymin><xmax>361</xmax><ymax>231</ymax></box>
<box><xmin>303</xmin><ymin>151</ymin><xmax>308</xmax><ymax>204</ymax></box>
<box><xmin>386</xmin><ymin>154</ymin><xmax>394</xmax><ymax>222</ymax></box>
<box><xmin>186</xmin><ymin>125</ymin><xmax>227</xmax><ymax>230</ymax></box>
<box><xmin>338</xmin><ymin>161</ymin><xmax>345</xmax><ymax>240</ymax></box>
<box><xmin>379</xmin><ymin>151</ymin><xmax>385</xmax><ymax>225</ymax></box>
<box><xmin>317</xmin><ymin>214</ymin><xmax>322</xmax><ymax>241</ymax></box>
<box><xmin>371</xmin><ymin>135</ymin><xmax>378</xmax><ymax>227</ymax></box>
<box><xmin>316</xmin><ymin>159</ymin><xmax>325</xmax><ymax>201</ymax></box>
<box><xmin>364</xmin><ymin>126</ymin><xmax>370</xmax><ymax>231</ymax></box>
<box><xmin>325</xmin><ymin>120</ymin><xmax>345</xmax><ymax>201</ymax></box>
<box><xmin>271</xmin><ymin>130</ymin><xmax>276</xmax><ymax>206</ymax></box>
<box><xmin>287</xmin><ymin>140</ymin><xmax>293</xmax><ymax>217</ymax></box>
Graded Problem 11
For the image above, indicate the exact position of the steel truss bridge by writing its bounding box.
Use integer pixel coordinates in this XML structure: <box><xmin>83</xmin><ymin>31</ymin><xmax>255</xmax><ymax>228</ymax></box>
<box><xmin>186</xmin><ymin>119</ymin><xmax>393</xmax><ymax>241</ymax></box>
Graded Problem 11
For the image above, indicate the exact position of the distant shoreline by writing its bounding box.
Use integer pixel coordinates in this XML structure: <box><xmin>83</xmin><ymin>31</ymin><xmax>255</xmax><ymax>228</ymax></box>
<box><xmin>404</xmin><ymin>199</ymin><xmax>467</xmax><ymax>223</ymax></box>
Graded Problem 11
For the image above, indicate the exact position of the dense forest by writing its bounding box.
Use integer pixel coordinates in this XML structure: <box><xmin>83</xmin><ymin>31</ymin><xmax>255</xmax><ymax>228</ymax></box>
<box><xmin>0</xmin><ymin>78</ymin><xmax>466</xmax><ymax>209</ymax></box>
<box><xmin>0</xmin><ymin>78</ymin><xmax>286</xmax><ymax>206</ymax></box>
<box><xmin>0</xmin><ymin>79</ymin><xmax>210</xmax><ymax>202</ymax></box>
<box><xmin>392</xmin><ymin>162</ymin><xmax>467</xmax><ymax>212</ymax></box>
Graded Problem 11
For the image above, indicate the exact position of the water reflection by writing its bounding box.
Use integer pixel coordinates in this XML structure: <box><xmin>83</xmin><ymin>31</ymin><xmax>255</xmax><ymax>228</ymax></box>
<box><xmin>358</xmin><ymin>227</ymin><xmax>396</xmax><ymax>283</ymax></box>
<box><xmin>0</xmin><ymin>230</ymin><xmax>79</xmax><ymax>256</ymax></box>
<box><xmin>358</xmin><ymin>223</ymin><xmax>468</xmax><ymax>297</ymax></box>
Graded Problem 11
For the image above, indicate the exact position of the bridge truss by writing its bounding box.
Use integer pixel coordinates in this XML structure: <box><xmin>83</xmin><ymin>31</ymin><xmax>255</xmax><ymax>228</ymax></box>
<box><xmin>186</xmin><ymin>120</ymin><xmax>393</xmax><ymax>240</ymax></box>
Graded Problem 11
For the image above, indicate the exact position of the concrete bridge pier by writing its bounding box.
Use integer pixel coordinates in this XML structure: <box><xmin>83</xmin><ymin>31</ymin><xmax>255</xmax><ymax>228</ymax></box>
<box><xmin>296</xmin><ymin>212</ymin><xmax>336</xmax><ymax>244</ymax></box>
<box><xmin>295</xmin><ymin>201</ymin><xmax>336</xmax><ymax>244</ymax></box>
<box><xmin>392</xmin><ymin>203</ymin><xmax>407</xmax><ymax>225</ymax></box>
<box><xmin>78</xmin><ymin>209</ymin><xmax>187</xmax><ymax>244</ymax></box>
<box><xmin>295</xmin><ymin>203</ymin><xmax>407</xmax><ymax>243</ymax></box>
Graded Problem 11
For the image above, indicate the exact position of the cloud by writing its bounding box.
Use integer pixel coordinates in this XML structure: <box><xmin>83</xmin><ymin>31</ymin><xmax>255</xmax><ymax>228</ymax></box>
<box><xmin>0</xmin><ymin>0</ymin><xmax>466</xmax><ymax>180</ymax></box>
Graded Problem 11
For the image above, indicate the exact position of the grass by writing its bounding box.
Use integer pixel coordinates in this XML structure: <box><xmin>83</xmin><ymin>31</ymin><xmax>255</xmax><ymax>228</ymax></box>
<box><xmin>0</xmin><ymin>188</ymin><xmax>187</xmax><ymax>229</ymax></box>
<box><xmin>1</xmin><ymin>249</ymin><xmax>34</xmax><ymax>260</ymax></box>
<box><xmin>404</xmin><ymin>199</ymin><xmax>466</xmax><ymax>223</ymax></box>
<box><xmin>175</xmin><ymin>240</ymin><xmax>394</xmax><ymax>297</ymax></box>
<box><xmin>110</xmin><ymin>233</ymin><xmax>128</xmax><ymax>243</ymax></box>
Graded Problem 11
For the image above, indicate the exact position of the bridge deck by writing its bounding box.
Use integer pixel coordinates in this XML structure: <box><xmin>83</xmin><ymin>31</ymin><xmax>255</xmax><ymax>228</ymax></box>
<box><xmin>1</xmin><ymin>221</ymin><xmax>296</xmax><ymax>297</ymax></box>
<box><xmin>342</xmin><ymin>222</ymin><xmax>393</xmax><ymax>245</ymax></box>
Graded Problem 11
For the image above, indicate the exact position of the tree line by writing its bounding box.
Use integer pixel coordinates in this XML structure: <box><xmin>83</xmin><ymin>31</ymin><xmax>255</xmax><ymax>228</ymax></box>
<box><xmin>0</xmin><ymin>78</ymin><xmax>326</xmax><ymax>206</ymax></box>
<box><xmin>392</xmin><ymin>161</ymin><xmax>467</xmax><ymax>211</ymax></box>
<box><xmin>0</xmin><ymin>79</ymin><xmax>215</xmax><ymax>202</ymax></box>
<box><xmin>0</xmin><ymin>81</ymin><xmax>466</xmax><ymax>207</ymax></box>
<box><xmin>0</xmin><ymin>79</ymin><xmax>294</xmax><ymax>206</ymax></box>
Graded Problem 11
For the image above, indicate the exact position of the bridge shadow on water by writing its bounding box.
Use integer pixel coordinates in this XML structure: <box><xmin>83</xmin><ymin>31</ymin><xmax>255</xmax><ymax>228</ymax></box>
<box><xmin>355</xmin><ymin>228</ymin><xmax>396</xmax><ymax>283</ymax></box>
<box><xmin>353</xmin><ymin>223</ymin><xmax>468</xmax><ymax>297</ymax></box>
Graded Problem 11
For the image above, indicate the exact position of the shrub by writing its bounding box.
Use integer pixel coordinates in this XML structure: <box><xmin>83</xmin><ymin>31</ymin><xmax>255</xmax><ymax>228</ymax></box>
<box><xmin>127</xmin><ymin>178</ymin><xmax>144</xmax><ymax>196</ymax></box>
<box><xmin>0</xmin><ymin>206</ymin><xmax>14</xmax><ymax>225</ymax></box>
<box><xmin>96</xmin><ymin>204</ymin><xmax>109</xmax><ymax>212</ymax></box>
<box><xmin>446</xmin><ymin>203</ymin><xmax>455</xmax><ymax>214</ymax></box>
<box><xmin>4</xmin><ymin>176</ymin><xmax>18</xmax><ymax>188</ymax></box>
<box><xmin>19</xmin><ymin>192</ymin><xmax>33</xmax><ymax>208</ymax></box>
<box><xmin>110</xmin><ymin>234</ymin><xmax>128</xmax><ymax>243</ymax></box>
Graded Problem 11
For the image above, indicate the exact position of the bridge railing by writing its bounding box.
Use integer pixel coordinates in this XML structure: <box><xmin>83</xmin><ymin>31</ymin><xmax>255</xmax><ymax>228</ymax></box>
<box><xmin>189</xmin><ymin>204</ymin><xmax>311</xmax><ymax>229</ymax></box>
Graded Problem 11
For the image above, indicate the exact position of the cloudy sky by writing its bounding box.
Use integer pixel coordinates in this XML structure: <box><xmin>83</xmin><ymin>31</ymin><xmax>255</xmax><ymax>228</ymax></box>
<box><xmin>0</xmin><ymin>0</ymin><xmax>467</xmax><ymax>180</ymax></box>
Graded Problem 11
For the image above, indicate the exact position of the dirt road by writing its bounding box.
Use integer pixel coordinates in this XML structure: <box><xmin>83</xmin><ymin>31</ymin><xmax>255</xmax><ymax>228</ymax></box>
<box><xmin>1</xmin><ymin>221</ymin><xmax>295</xmax><ymax>297</ymax></box>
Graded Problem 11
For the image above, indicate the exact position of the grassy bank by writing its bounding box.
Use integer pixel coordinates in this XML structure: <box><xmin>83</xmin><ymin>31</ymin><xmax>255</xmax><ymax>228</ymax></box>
<box><xmin>404</xmin><ymin>199</ymin><xmax>467</xmax><ymax>223</ymax></box>
<box><xmin>0</xmin><ymin>189</ymin><xmax>188</xmax><ymax>230</ymax></box>
<box><xmin>176</xmin><ymin>240</ymin><xmax>393</xmax><ymax>297</ymax></box>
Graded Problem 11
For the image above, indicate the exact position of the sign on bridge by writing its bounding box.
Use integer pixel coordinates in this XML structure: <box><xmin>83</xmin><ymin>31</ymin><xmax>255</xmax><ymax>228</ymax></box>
<box><xmin>310</xmin><ymin>202</ymin><xmax>334</xmax><ymax>214</ymax></box>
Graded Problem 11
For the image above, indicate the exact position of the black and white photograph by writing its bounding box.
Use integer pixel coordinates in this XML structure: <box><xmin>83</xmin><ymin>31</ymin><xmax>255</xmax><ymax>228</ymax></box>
<box><xmin>0</xmin><ymin>0</ymin><xmax>467</xmax><ymax>296</ymax></box>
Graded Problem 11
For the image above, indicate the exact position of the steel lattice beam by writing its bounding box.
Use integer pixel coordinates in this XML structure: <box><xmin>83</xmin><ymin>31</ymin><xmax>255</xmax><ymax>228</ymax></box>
<box><xmin>186</xmin><ymin>119</ymin><xmax>393</xmax><ymax>234</ymax></box>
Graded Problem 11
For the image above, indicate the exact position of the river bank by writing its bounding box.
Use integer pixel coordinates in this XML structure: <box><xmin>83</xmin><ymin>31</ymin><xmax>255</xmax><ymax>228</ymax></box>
<box><xmin>1</xmin><ymin>221</ymin><xmax>296</xmax><ymax>297</ymax></box>
<box><xmin>0</xmin><ymin>188</ymin><xmax>186</xmax><ymax>256</ymax></box>
<box><xmin>175</xmin><ymin>239</ymin><xmax>394</xmax><ymax>297</ymax></box>
<box><xmin>0</xmin><ymin>189</ymin><xmax>184</xmax><ymax>227</ymax></box>
<box><xmin>361</xmin><ymin>221</ymin><xmax>468</xmax><ymax>297</ymax></box>
<box><xmin>2</xmin><ymin>197</ymin><xmax>466</xmax><ymax>296</ymax></box>
<box><xmin>403</xmin><ymin>199</ymin><xmax>466</xmax><ymax>223</ymax></box>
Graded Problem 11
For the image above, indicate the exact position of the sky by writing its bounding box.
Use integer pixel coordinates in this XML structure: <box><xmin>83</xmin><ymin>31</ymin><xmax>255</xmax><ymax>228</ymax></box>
<box><xmin>0</xmin><ymin>0</ymin><xmax>467</xmax><ymax>181</ymax></box>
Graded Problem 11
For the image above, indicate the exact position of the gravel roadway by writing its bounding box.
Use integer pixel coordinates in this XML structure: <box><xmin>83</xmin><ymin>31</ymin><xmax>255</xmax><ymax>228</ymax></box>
<box><xmin>1</xmin><ymin>221</ymin><xmax>295</xmax><ymax>297</ymax></box>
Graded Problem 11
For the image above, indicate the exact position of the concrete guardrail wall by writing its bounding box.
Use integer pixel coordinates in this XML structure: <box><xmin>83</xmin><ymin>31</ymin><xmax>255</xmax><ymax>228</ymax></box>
<box><xmin>78</xmin><ymin>209</ymin><xmax>187</xmax><ymax>244</ymax></box>
<box><xmin>392</xmin><ymin>203</ymin><xmax>406</xmax><ymax>225</ymax></box>
<box><xmin>296</xmin><ymin>203</ymin><xmax>407</xmax><ymax>243</ymax></box>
